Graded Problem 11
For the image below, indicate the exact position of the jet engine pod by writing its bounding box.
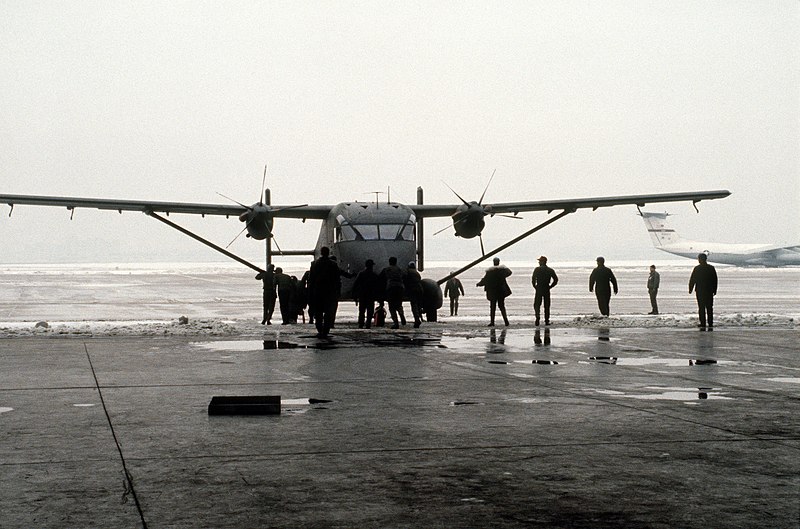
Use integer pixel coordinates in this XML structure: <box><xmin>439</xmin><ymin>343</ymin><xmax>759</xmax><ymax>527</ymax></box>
<box><xmin>421</xmin><ymin>278</ymin><xmax>443</xmax><ymax>322</ymax></box>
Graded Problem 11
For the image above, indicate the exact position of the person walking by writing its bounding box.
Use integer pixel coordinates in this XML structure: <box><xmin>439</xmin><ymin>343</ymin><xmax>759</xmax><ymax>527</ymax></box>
<box><xmin>647</xmin><ymin>264</ymin><xmax>660</xmax><ymax>315</ymax></box>
<box><xmin>379</xmin><ymin>257</ymin><xmax>407</xmax><ymax>329</ymax></box>
<box><xmin>255</xmin><ymin>264</ymin><xmax>277</xmax><ymax>325</ymax></box>
<box><xmin>352</xmin><ymin>259</ymin><xmax>380</xmax><ymax>329</ymax></box>
<box><xmin>531</xmin><ymin>255</ymin><xmax>558</xmax><ymax>326</ymax></box>
<box><xmin>444</xmin><ymin>274</ymin><xmax>464</xmax><ymax>316</ymax></box>
<box><xmin>589</xmin><ymin>256</ymin><xmax>618</xmax><ymax>317</ymax></box>
<box><xmin>477</xmin><ymin>257</ymin><xmax>512</xmax><ymax>326</ymax></box>
<box><xmin>307</xmin><ymin>246</ymin><xmax>341</xmax><ymax>337</ymax></box>
<box><xmin>689</xmin><ymin>253</ymin><xmax>718</xmax><ymax>330</ymax></box>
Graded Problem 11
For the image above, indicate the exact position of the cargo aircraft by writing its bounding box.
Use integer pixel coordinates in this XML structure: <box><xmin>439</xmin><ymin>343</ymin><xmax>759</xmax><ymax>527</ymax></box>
<box><xmin>1</xmin><ymin>176</ymin><xmax>729</xmax><ymax>319</ymax></box>
<box><xmin>640</xmin><ymin>211</ymin><xmax>800</xmax><ymax>267</ymax></box>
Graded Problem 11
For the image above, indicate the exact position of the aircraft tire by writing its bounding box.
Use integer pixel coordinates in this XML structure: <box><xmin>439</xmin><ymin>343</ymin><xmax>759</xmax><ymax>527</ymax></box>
<box><xmin>421</xmin><ymin>278</ymin><xmax>443</xmax><ymax>322</ymax></box>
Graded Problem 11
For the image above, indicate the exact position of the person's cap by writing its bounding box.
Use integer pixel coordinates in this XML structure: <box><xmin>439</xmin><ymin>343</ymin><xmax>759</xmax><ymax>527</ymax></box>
<box><xmin>493</xmin><ymin>257</ymin><xmax>500</xmax><ymax>264</ymax></box>
<box><xmin>538</xmin><ymin>255</ymin><xmax>547</xmax><ymax>262</ymax></box>
<box><xmin>596</xmin><ymin>256</ymin><xmax>605</xmax><ymax>263</ymax></box>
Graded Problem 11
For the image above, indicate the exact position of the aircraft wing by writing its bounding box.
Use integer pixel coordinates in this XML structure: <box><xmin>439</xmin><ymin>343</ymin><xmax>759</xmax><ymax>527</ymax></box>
<box><xmin>0</xmin><ymin>194</ymin><xmax>332</xmax><ymax>219</ymax></box>
<box><xmin>411</xmin><ymin>190</ymin><xmax>731</xmax><ymax>218</ymax></box>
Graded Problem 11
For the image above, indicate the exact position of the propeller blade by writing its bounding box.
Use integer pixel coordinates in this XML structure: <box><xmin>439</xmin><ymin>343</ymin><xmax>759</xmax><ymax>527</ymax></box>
<box><xmin>270</xmin><ymin>203</ymin><xmax>308</xmax><ymax>212</ymax></box>
<box><xmin>479</xmin><ymin>234</ymin><xmax>485</xmax><ymax>256</ymax></box>
<box><xmin>270</xmin><ymin>232</ymin><xmax>283</xmax><ymax>254</ymax></box>
<box><xmin>433</xmin><ymin>224</ymin><xmax>454</xmax><ymax>236</ymax></box>
<box><xmin>259</xmin><ymin>164</ymin><xmax>268</xmax><ymax>204</ymax></box>
<box><xmin>441</xmin><ymin>181</ymin><xmax>470</xmax><ymax>207</ymax></box>
<box><xmin>216</xmin><ymin>192</ymin><xmax>251</xmax><ymax>210</ymax></box>
<box><xmin>478</xmin><ymin>168</ymin><xmax>497</xmax><ymax>205</ymax></box>
<box><xmin>226</xmin><ymin>224</ymin><xmax>249</xmax><ymax>249</ymax></box>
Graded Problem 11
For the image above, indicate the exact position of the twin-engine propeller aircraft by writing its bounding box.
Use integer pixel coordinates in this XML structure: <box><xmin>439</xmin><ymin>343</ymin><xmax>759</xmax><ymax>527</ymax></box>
<box><xmin>1</xmin><ymin>182</ymin><xmax>729</xmax><ymax>319</ymax></box>
<box><xmin>640</xmin><ymin>211</ymin><xmax>800</xmax><ymax>267</ymax></box>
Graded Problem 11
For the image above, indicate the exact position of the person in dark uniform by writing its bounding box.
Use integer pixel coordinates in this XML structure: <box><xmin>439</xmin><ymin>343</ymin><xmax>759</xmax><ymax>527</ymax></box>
<box><xmin>404</xmin><ymin>261</ymin><xmax>423</xmax><ymax>328</ymax></box>
<box><xmin>531</xmin><ymin>255</ymin><xmax>558</xmax><ymax>326</ymax></box>
<box><xmin>255</xmin><ymin>264</ymin><xmax>277</xmax><ymax>325</ymax></box>
<box><xmin>379</xmin><ymin>256</ymin><xmax>407</xmax><ymax>329</ymax></box>
<box><xmin>444</xmin><ymin>274</ymin><xmax>464</xmax><ymax>316</ymax></box>
<box><xmin>308</xmin><ymin>246</ymin><xmax>341</xmax><ymax>337</ymax></box>
<box><xmin>647</xmin><ymin>264</ymin><xmax>660</xmax><ymax>315</ymax></box>
<box><xmin>589</xmin><ymin>256</ymin><xmax>618</xmax><ymax>317</ymax></box>
<box><xmin>274</xmin><ymin>267</ymin><xmax>294</xmax><ymax>324</ymax></box>
<box><xmin>352</xmin><ymin>259</ymin><xmax>380</xmax><ymax>329</ymax></box>
<box><xmin>476</xmin><ymin>257</ymin><xmax>512</xmax><ymax>326</ymax></box>
<box><xmin>689</xmin><ymin>253</ymin><xmax>718</xmax><ymax>330</ymax></box>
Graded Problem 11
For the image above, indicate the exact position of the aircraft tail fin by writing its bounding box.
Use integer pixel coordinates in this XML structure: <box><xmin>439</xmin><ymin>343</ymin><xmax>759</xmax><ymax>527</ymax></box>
<box><xmin>640</xmin><ymin>211</ymin><xmax>682</xmax><ymax>247</ymax></box>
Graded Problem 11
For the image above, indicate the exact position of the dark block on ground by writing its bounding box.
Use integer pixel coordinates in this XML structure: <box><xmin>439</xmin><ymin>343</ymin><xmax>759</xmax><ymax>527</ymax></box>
<box><xmin>207</xmin><ymin>395</ymin><xmax>281</xmax><ymax>415</ymax></box>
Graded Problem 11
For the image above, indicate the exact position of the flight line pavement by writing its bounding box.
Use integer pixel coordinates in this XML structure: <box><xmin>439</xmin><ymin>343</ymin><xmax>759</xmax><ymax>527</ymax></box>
<box><xmin>0</xmin><ymin>323</ymin><xmax>798</xmax><ymax>528</ymax></box>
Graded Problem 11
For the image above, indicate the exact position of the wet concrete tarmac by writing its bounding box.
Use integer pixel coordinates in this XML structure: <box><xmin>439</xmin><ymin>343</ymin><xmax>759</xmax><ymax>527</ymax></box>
<box><xmin>1</xmin><ymin>326</ymin><xmax>798</xmax><ymax>528</ymax></box>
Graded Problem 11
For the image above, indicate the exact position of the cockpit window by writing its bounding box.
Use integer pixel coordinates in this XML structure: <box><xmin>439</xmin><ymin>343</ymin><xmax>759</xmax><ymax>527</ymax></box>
<box><xmin>335</xmin><ymin>219</ymin><xmax>415</xmax><ymax>242</ymax></box>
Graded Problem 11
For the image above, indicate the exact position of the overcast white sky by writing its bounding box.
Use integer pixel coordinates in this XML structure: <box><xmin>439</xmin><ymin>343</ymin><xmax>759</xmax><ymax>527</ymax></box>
<box><xmin>1</xmin><ymin>1</ymin><xmax>797</xmax><ymax>265</ymax></box>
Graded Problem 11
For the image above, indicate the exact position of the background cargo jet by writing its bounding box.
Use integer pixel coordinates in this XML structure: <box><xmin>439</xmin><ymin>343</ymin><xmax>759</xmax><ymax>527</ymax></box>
<box><xmin>641</xmin><ymin>211</ymin><xmax>800</xmax><ymax>267</ymax></box>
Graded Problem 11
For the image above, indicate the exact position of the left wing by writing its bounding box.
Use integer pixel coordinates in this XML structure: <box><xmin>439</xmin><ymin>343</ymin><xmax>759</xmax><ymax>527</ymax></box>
<box><xmin>410</xmin><ymin>190</ymin><xmax>731</xmax><ymax>218</ymax></box>
<box><xmin>0</xmin><ymin>194</ymin><xmax>332</xmax><ymax>219</ymax></box>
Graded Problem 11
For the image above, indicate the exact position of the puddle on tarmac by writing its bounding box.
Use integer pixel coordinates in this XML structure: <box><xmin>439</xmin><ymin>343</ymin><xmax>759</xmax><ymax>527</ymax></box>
<box><xmin>72</xmin><ymin>403</ymin><xmax>96</xmax><ymax>407</ymax></box>
<box><xmin>767</xmin><ymin>377</ymin><xmax>800</xmax><ymax>384</ymax></box>
<box><xmin>583</xmin><ymin>357</ymin><xmax>728</xmax><ymax>367</ymax></box>
<box><xmin>195</xmin><ymin>335</ymin><xmax>447</xmax><ymax>351</ymax></box>
<box><xmin>0</xmin><ymin>407</ymin><xmax>13</xmax><ymax>414</ymax></box>
<box><xmin>588</xmin><ymin>387</ymin><xmax>732</xmax><ymax>401</ymax></box>
<box><xmin>450</xmin><ymin>401</ymin><xmax>483</xmax><ymax>406</ymax></box>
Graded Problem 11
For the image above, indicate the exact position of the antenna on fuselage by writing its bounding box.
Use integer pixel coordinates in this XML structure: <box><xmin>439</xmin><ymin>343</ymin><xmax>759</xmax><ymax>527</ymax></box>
<box><xmin>365</xmin><ymin>191</ymin><xmax>385</xmax><ymax>208</ymax></box>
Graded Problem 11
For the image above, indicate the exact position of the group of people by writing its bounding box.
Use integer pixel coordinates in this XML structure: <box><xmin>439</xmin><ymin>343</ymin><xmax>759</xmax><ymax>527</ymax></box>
<box><xmin>261</xmin><ymin>250</ymin><xmax>719</xmax><ymax>335</ymax></box>
<box><xmin>449</xmin><ymin>254</ymin><xmax>718</xmax><ymax>329</ymax></box>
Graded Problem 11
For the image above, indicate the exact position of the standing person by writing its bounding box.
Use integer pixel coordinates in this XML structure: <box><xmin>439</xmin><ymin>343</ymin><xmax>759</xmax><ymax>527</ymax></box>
<box><xmin>589</xmin><ymin>256</ymin><xmax>618</xmax><ymax>317</ymax></box>
<box><xmin>301</xmin><ymin>262</ymin><xmax>314</xmax><ymax>324</ymax></box>
<box><xmin>379</xmin><ymin>256</ymin><xmax>407</xmax><ymax>329</ymax></box>
<box><xmin>352</xmin><ymin>259</ymin><xmax>380</xmax><ymax>329</ymax></box>
<box><xmin>647</xmin><ymin>264</ymin><xmax>660</xmax><ymax>315</ymax></box>
<box><xmin>476</xmin><ymin>257</ymin><xmax>512</xmax><ymax>327</ymax></box>
<box><xmin>689</xmin><ymin>253</ymin><xmax>718</xmax><ymax>330</ymax></box>
<box><xmin>274</xmin><ymin>267</ymin><xmax>294</xmax><ymax>324</ymax></box>
<box><xmin>444</xmin><ymin>274</ymin><xmax>464</xmax><ymax>316</ymax></box>
<box><xmin>531</xmin><ymin>255</ymin><xmax>558</xmax><ymax>326</ymax></box>
<box><xmin>328</xmin><ymin>256</ymin><xmax>354</xmax><ymax>327</ymax></box>
<box><xmin>308</xmin><ymin>246</ymin><xmax>341</xmax><ymax>337</ymax></box>
<box><xmin>255</xmin><ymin>264</ymin><xmax>277</xmax><ymax>325</ymax></box>
<box><xmin>404</xmin><ymin>261</ymin><xmax>423</xmax><ymax>328</ymax></box>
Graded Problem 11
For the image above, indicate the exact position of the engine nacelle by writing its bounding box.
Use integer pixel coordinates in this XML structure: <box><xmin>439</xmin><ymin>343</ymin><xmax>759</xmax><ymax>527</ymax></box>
<box><xmin>240</xmin><ymin>204</ymin><xmax>273</xmax><ymax>240</ymax></box>
<box><xmin>452</xmin><ymin>202</ymin><xmax>487</xmax><ymax>239</ymax></box>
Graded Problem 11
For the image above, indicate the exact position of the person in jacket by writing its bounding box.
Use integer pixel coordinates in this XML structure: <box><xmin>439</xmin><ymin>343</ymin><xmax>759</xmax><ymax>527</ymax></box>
<box><xmin>531</xmin><ymin>255</ymin><xmax>558</xmax><ymax>326</ymax></box>
<box><xmin>379</xmin><ymin>257</ymin><xmax>407</xmax><ymax>329</ymax></box>
<box><xmin>647</xmin><ymin>264</ymin><xmax>660</xmax><ymax>315</ymax></box>
<box><xmin>308</xmin><ymin>246</ymin><xmax>341</xmax><ymax>337</ymax></box>
<box><xmin>689</xmin><ymin>253</ymin><xmax>718</xmax><ymax>330</ymax></box>
<box><xmin>589</xmin><ymin>257</ymin><xmax>618</xmax><ymax>317</ymax></box>
<box><xmin>255</xmin><ymin>264</ymin><xmax>277</xmax><ymax>325</ymax></box>
<box><xmin>352</xmin><ymin>259</ymin><xmax>380</xmax><ymax>329</ymax></box>
<box><xmin>477</xmin><ymin>257</ymin><xmax>512</xmax><ymax>326</ymax></box>
<box><xmin>444</xmin><ymin>274</ymin><xmax>465</xmax><ymax>316</ymax></box>
<box><xmin>404</xmin><ymin>261</ymin><xmax>424</xmax><ymax>328</ymax></box>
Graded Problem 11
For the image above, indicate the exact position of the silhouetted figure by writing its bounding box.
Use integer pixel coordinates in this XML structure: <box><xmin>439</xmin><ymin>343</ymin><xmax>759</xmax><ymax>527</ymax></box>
<box><xmin>274</xmin><ymin>267</ymin><xmax>295</xmax><ymax>324</ymax></box>
<box><xmin>589</xmin><ymin>256</ymin><xmax>618</xmax><ymax>317</ymax></box>
<box><xmin>531</xmin><ymin>255</ymin><xmax>558</xmax><ymax>326</ymax></box>
<box><xmin>255</xmin><ymin>264</ymin><xmax>277</xmax><ymax>325</ymax></box>
<box><xmin>444</xmin><ymin>274</ymin><xmax>464</xmax><ymax>316</ymax></box>
<box><xmin>647</xmin><ymin>264</ymin><xmax>660</xmax><ymax>314</ymax></box>
<box><xmin>353</xmin><ymin>259</ymin><xmax>380</xmax><ymax>329</ymax></box>
<box><xmin>301</xmin><ymin>263</ymin><xmax>313</xmax><ymax>324</ymax></box>
<box><xmin>477</xmin><ymin>257</ymin><xmax>512</xmax><ymax>326</ymax></box>
<box><xmin>308</xmin><ymin>246</ymin><xmax>341</xmax><ymax>337</ymax></box>
<box><xmin>328</xmin><ymin>256</ymin><xmax>354</xmax><ymax>327</ymax></box>
<box><xmin>689</xmin><ymin>253</ymin><xmax>717</xmax><ymax>330</ymax></box>
<box><xmin>379</xmin><ymin>257</ymin><xmax>407</xmax><ymax>329</ymax></box>
<box><xmin>404</xmin><ymin>261</ymin><xmax>423</xmax><ymax>328</ymax></box>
